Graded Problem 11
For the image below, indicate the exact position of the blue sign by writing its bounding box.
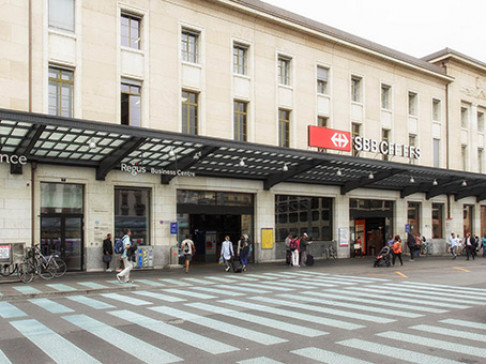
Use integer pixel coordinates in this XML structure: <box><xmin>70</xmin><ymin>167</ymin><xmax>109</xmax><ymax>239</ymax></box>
<box><xmin>405</xmin><ymin>224</ymin><xmax>410</xmax><ymax>233</ymax></box>
<box><xmin>170</xmin><ymin>222</ymin><xmax>178</xmax><ymax>235</ymax></box>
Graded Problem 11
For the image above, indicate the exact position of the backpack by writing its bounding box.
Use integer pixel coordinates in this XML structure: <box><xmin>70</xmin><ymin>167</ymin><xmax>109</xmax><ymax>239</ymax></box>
<box><xmin>114</xmin><ymin>240</ymin><xmax>124</xmax><ymax>254</ymax></box>
<box><xmin>183</xmin><ymin>241</ymin><xmax>190</xmax><ymax>253</ymax></box>
<box><xmin>289</xmin><ymin>239</ymin><xmax>297</xmax><ymax>251</ymax></box>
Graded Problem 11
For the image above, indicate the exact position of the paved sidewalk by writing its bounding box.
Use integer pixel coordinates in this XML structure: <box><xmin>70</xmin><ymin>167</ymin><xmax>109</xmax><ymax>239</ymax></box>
<box><xmin>1</xmin><ymin>255</ymin><xmax>484</xmax><ymax>301</ymax></box>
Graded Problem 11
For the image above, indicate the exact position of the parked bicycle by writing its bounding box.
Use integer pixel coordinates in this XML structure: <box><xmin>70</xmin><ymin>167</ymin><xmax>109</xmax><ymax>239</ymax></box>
<box><xmin>18</xmin><ymin>245</ymin><xmax>67</xmax><ymax>283</ymax></box>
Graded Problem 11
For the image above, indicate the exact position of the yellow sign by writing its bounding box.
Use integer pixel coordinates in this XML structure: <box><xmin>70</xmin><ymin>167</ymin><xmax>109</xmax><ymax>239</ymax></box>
<box><xmin>261</xmin><ymin>228</ymin><xmax>274</xmax><ymax>249</ymax></box>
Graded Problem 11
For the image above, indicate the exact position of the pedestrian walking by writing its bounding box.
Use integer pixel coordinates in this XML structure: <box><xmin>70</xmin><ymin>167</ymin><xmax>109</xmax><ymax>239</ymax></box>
<box><xmin>482</xmin><ymin>236</ymin><xmax>486</xmax><ymax>257</ymax></box>
<box><xmin>237</xmin><ymin>234</ymin><xmax>250</xmax><ymax>272</ymax></box>
<box><xmin>220</xmin><ymin>235</ymin><xmax>235</xmax><ymax>272</ymax></box>
<box><xmin>290</xmin><ymin>235</ymin><xmax>300</xmax><ymax>267</ymax></box>
<box><xmin>181</xmin><ymin>235</ymin><xmax>196</xmax><ymax>273</ymax></box>
<box><xmin>464</xmin><ymin>233</ymin><xmax>475</xmax><ymax>261</ymax></box>
<box><xmin>285</xmin><ymin>233</ymin><xmax>292</xmax><ymax>266</ymax></box>
<box><xmin>354</xmin><ymin>236</ymin><xmax>363</xmax><ymax>257</ymax></box>
<box><xmin>102</xmin><ymin>233</ymin><xmax>113</xmax><ymax>272</ymax></box>
<box><xmin>386</xmin><ymin>235</ymin><xmax>394</xmax><ymax>247</ymax></box>
<box><xmin>116</xmin><ymin>228</ymin><xmax>135</xmax><ymax>283</ymax></box>
<box><xmin>392</xmin><ymin>235</ymin><xmax>403</xmax><ymax>266</ymax></box>
<box><xmin>407</xmin><ymin>233</ymin><xmax>415</xmax><ymax>261</ymax></box>
<box><xmin>300</xmin><ymin>232</ymin><xmax>310</xmax><ymax>266</ymax></box>
<box><xmin>456</xmin><ymin>234</ymin><xmax>463</xmax><ymax>256</ymax></box>
<box><xmin>448</xmin><ymin>232</ymin><xmax>457</xmax><ymax>259</ymax></box>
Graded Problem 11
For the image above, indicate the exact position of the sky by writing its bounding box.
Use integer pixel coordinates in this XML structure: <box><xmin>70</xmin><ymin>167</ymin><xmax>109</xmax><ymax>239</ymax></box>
<box><xmin>262</xmin><ymin>0</ymin><xmax>486</xmax><ymax>63</ymax></box>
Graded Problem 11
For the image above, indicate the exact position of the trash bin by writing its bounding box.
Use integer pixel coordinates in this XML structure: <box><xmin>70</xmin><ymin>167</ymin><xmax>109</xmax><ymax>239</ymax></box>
<box><xmin>170</xmin><ymin>246</ymin><xmax>181</xmax><ymax>265</ymax></box>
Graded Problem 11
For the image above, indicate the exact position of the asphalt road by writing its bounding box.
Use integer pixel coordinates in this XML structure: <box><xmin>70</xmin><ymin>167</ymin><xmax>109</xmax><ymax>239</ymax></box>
<box><xmin>0</xmin><ymin>256</ymin><xmax>485</xmax><ymax>364</ymax></box>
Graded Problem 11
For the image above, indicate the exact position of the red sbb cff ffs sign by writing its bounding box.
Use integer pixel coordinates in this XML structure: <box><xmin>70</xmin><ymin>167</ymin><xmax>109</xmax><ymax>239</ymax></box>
<box><xmin>308</xmin><ymin>126</ymin><xmax>351</xmax><ymax>152</ymax></box>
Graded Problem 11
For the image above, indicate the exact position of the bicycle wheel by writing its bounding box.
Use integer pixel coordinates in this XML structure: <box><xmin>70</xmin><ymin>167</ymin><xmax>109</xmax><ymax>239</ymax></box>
<box><xmin>53</xmin><ymin>257</ymin><xmax>67</xmax><ymax>277</ymax></box>
<box><xmin>38</xmin><ymin>260</ymin><xmax>55</xmax><ymax>280</ymax></box>
<box><xmin>17</xmin><ymin>261</ymin><xmax>34</xmax><ymax>283</ymax></box>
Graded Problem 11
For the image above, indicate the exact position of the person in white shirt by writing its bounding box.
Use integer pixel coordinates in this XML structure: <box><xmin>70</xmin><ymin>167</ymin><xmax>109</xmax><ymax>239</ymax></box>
<box><xmin>448</xmin><ymin>233</ymin><xmax>457</xmax><ymax>259</ymax></box>
<box><xmin>181</xmin><ymin>235</ymin><xmax>196</xmax><ymax>273</ymax></box>
<box><xmin>220</xmin><ymin>235</ymin><xmax>234</xmax><ymax>272</ymax></box>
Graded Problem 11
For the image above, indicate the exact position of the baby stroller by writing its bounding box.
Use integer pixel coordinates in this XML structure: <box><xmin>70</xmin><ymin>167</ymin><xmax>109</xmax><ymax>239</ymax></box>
<box><xmin>373</xmin><ymin>246</ymin><xmax>391</xmax><ymax>267</ymax></box>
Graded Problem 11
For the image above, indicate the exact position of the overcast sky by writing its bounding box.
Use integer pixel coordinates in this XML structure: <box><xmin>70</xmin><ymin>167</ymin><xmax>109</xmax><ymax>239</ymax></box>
<box><xmin>262</xmin><ymin>0</ymin><xmax>486</xmax><ymax>63</ymax></box>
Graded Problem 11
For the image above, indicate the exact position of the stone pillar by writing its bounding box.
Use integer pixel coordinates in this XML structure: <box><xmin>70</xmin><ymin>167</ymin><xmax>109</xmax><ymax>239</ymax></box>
<box><xmin>395</xmin><ymin>198</ymin><xmax>408</xmax><ymax>253</ymax></box>
<box><xmin>255</xmin><ymin>190</ymin><xmax>275</xmax><ymax>262</ymax></box>
<box><xmin>334</xmin><ymin>194</ymin><xmax>350</xmax><ymax>258</ymax></box>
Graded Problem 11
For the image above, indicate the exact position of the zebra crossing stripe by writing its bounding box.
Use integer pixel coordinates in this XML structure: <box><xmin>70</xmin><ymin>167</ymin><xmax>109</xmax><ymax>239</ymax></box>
<box><xmin>63</xmin><ymin>314</ymin><xmax>182</xmax><ymax>363</ymax></box>
<box><xmin>235</xmin><ymin>282</ymin><xmax>293</xmax><ymax>291</ymax></box>
<box><xmin>376</xmin><ymin>331</ymin><xmax>486</xmax><ymax>358</ymax></box>
<box><xmin>150</xmin><ymin>306</ymin><xmax>287</xmax><ymax>346</ymax></box>
<box><xmin>0</xmin><ymin>348</ymin><xmax>11</xmax><ymax>364</ymax></box>
<box><xmin>12</xmin><ymin>286</ymin><xmax>41</xmax><ymax>294</ymax></box>
<box><xmin>440</xmin><ymin>319</ymin><xmax>486</xmax><ymax>331</ymax></box>
<box><xmin>133</xmin><ymin>290</ymin><xmax>186</xmax><ymax>302</ymax></box>
<box><xmin>190</xmin><ymin>286</ymin><xmax>244</xmax><ymax>297</ymax></box>
<box><xmin>213</xmin><ymin>284</ymin><xmax>269</xmax><ymax>294</ymax></box>
<box><xmin>338</xmin><ymin>338</ymin><xmax>463</xmax><ymax>364</ymax></box>
<box><xmin>382</xmin><ymin>284</ymin><xmax>486</xmax><ymax>302</ymax></box>
<box><xmin>158</xmin><ymin>278</ymin><xmax>191</xmax><ymax>287</ymax></box>
<box><xmin>45</xmin><ymin>284</ymin><xmax>77</xmax><ymax>292</ymax></box>
<box><xmin>333</xmin><ymin>274</ymin><xmax>388</xmax><ymax>282</ymax></box>
<box><xmin>410</xmin><ymin>324</ymin><xmax>486</xmax><ymax>343</ymax></box>
<box><xmin>28</xmin><ymin>298</ymin><xmax>74</xmax><ymax>314</ymax></box>
<box><xmin>203</xmin><ymin>276</ymin><xmax>240</xmax><ymax>283</ymax></box>
<box><xmin>303</xmin><ymin>290</ymin><xmax>446</xmax><ymax>314</ymax></box>
<box><xmin>187</xmin><ymin>302</ymin><xmax>327</xmax><ymax>337</ymax></box>
<box><xmin>354</xmin><ymin>285</ymin><xmax>483</xmax><ymax>305</ymax></box>
<box><xmin>279</xmin><ymin>293</ymin><xmax>422</xmax><ymax>318</ymax></box>
<box><xmin>302</xmin><ymin>277</ymin><xmax>356</xmax><ymax>285</ymax></box>
<box><xmin>163</xmin><ymin>288</ymin><xmax>216</xmax><ymax>300</ymax></box>
<box><xmin>100</xmin><ymin>293</ymin><xmax>152</xmax><ymax>306</ymax></box>
<box><xmin>67</xmin><ymin>296</ymin><xmax>115</xmax><ymax>310</ymax></box>
<box><xmin>248</xmin><ymin>296</ymin><xmax>389</xmax><ymax>325</ymax></box>
<box><xmin>77</xmin><ymin>282</ymin><xmax>109</xmax><ymax>289</ymax></box>
<box><xmin>401</xmin><ymin>284</ymin><xmax>486</xmax><ymax>298</ymax></box>
<box><xmin>0</xmin><ymin>302</ymin><xmax>27</xmax><ymax>319</ymax></box>
<box><xmin>221</xmin><ymin>299</ymin><xmax>365</xmax><ymax>330</ymax></box>
<box><xmin>260</xmin><ymin>273</ymin><xmax>293</xmax><ymax>279</ymax></box>
<box><xmin>106</xmin><ymin>280</ymin><xmax>137</xmax><ymax>287</ymax></box>
<box><xmin>258</xmin><ymin>281</ymin><xmax>301</xmax><ymax>289</ymax></box>
<box><xmin>237</xmin><ymin>357</ymin><xmax>284</xmax><ymax>364</ymax></box>
<box><xmin>400</xmin><ymin>281</ymin><xmax>486</xmax><ymax>293</ymax></box>
<box><xmin>291</xmin><ymin>347</ymin><xmax>374</xmax><ymax>364</ymax></box>
<box><xmin>281</xmin><ymin>279</ymin><xmax>336</xmax><ymax>288</ymax></box>
<box><xmin>10</xmin><ymin>319</ymin><xmax>101</xmax><ymax>364</ymax></box>
<box><xmin>111</xmin><ymin>310</ymin><xmax>238</xmax><ymax>354</ymax></box>
<box><xmin>134</xmin><ymin>279</ymin><xmax>165</xmax><ymax>287</ymax></box>
<box><xmin>182</xmin><ymin>277</ymin><xmax>213</xmax><ymax>285</ymax></box>
<box><xmin>336</xmin><ymin>287</ymin><xmax>468</xmax><ymax>308</ymax></box>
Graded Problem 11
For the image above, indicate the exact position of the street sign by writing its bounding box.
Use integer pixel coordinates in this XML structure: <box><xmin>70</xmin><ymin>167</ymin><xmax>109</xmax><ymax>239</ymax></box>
<box><xmin>308</xmin><ymin>126</ymin><xmax>351</xmax><ymax>151</ymax></box>
<box><xmin>170</xmin><ymin>222</ymin><xmax>178</xmax><ymax>234</ymax></box>
<box><xmin>405</xmin><ymin>224</ymin><xmax>410</xmax><ymax>233</ymax></box>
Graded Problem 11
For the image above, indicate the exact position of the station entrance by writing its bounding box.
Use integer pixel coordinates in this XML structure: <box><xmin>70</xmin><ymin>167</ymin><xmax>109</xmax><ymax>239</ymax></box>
<box><xmin>177</xmin><ymin>190</ymin><xmax>254</xmax><ymax>263</ymax></box>
<box><xmin>350</xmin><ymin>199</ymin><xmax>394</xmax><ymax>256</ymax></box>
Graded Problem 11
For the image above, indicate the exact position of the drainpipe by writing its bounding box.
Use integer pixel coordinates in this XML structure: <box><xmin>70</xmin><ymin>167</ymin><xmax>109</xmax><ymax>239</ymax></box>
<box><xmin>443</xmin><ymin>61</ymin><xmax>451</xmax><ymax>219</ymax></box>
<box><xmin>29</xmin><ymin>0</ymin><xmax>34</xmax><ymax>246</ymax></box>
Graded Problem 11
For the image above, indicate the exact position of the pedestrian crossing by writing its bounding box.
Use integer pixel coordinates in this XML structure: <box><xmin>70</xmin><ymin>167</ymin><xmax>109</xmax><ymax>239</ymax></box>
<box><xmin>0</xmin><ymin>270</ymin><xmax>485</xmax><ymax>363</ymax></box>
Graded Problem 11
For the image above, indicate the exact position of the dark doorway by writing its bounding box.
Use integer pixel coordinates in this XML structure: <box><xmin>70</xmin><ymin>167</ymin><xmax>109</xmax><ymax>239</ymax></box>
<box><xmin>365</xmin><ymin>218</ymin><xmax>386</xmax><ymax>257</ymax></box>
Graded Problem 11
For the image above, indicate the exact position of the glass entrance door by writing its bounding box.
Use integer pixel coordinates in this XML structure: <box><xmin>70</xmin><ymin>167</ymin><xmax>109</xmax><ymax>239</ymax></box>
<box><xmin>41</xmin><ymin>215</ymin><xmax>83</xmax><ymax>271</ymax></box>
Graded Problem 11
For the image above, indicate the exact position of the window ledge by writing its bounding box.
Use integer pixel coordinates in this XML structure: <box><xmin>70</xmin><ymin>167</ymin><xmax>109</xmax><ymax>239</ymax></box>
<box><xmin>48</xmin><ymin>28</ymin><xmax>76</xmax><ymax>39</ymax></box>
<box><xmin>408</xmin><ymin>115</ymin><xmax>418</xmax><ymax>119</ymax></box>
<box><xmin>234</xmin><ymin>73</ymin><xmax>251</xmax><ymax>81</ymax></box>
<box><xmin>381</xmin><ymin>108</ymin><xmax>392</xmax><ymax>112</ymax></box>
<box><xmin>317</xmin><ymin>92</ymin><xmax>330</xmax><ymax>97</ymax></box>
<box><xmin>181</xmin><ymin>61</ymin><xmax>202</xmax><ymax>69</ymax></box>
<box><xmin>351</xmin><ymin>101</ymin><xmax>364</xmax><ymax>106</ymax></box>
<box><xmin>278</xmin><ymin>84</ymin><xmax>293</xmax><ymax>91</ymax></box>
<box><xmin>121</xmin><ymin>46</ymin><xmax>144</xmax><ymax>56</ymax></box>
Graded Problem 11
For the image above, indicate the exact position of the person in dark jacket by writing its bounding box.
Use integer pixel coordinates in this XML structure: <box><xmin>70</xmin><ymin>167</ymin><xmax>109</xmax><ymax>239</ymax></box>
<box><xmin>102</xmin><ymin>233</ymin><xmax>113</xmax><ymax>272</ymax></box>
<box><xmin>407</xmin><ymin>233</ymin><xmax>416</xmax><ymax>261</ymax></box>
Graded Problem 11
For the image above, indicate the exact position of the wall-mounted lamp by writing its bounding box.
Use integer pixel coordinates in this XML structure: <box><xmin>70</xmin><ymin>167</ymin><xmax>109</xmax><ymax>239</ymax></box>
<box><xmin>282</xmin><ymin>163</ymin><xmax>289</xmax><ymax>172</ymax></box>
<box><xmin>336</xmin><ymin>169</ymin><xmax>342</xmax><ymax>176</ymax></box>
<box><xmin>239</xmin><ymin>158</ymin><xmax>246</xmax><ymax>167</ymax></box>
<box><xmin>462</xmin><ymin>180</ymin><xmax>468</xmax><ymax>187</ymax></box>
<box><xmin>433</xmin><ymin>179</ymin><xmax>438</xmax><ymax>186</ymax></box>
<box><xmin>368</xmin><ymin>172</ymin><xmax>374</xmax><ymax>180</ymax></box>
<box><xmin>89</xmin><ymin>138</ymin><xmax>97</xmax><ymax>149</ymax></box>
<box><xmin>410</xmin><ymin>176</ymin><xmax>415</xmax><ymax>183</ymax></box>
<box><xmin>168</xmin><ymin>148</ymin><xmax>176</xmax><ymax>157</ymax></box>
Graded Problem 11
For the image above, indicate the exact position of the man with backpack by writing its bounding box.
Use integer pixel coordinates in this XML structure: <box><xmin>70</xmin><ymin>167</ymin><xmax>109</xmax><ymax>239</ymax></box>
<box><xmin>181</xmin><ymin>235</ymin><xmax>196</xmax><ymax>273</ymax></box>
<box><xmin>289</xmin><ymin>235</ymin><xmax>300</xmax><ymax>267</ymax></box>
<box><xmin>116</xmin><ymin>228</ymin><xmax>136</xmax><ymax>283</ymax></box>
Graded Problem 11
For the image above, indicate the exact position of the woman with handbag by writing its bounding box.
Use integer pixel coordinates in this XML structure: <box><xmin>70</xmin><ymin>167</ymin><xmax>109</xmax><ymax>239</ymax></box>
<box><xmin>102</xmin><ymin>233</ymin><xmax>113</xmax><ymax>272</ymax></box>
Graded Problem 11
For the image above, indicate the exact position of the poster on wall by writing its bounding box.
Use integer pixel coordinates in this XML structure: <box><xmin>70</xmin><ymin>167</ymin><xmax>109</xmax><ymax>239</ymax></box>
<box><xmin>354</xmin><ymin>219</ymin><xmax>366</xmax><ymax>254</ymax></box>
<box><xmin>261</xmin><ymin>228</ymin><xmax>274</xmax><ymax>249</ymax></box>
<box><xmin>338</xmin><ymin>227</ymin><xmax>349</xmax><ymax>247</ymax></box>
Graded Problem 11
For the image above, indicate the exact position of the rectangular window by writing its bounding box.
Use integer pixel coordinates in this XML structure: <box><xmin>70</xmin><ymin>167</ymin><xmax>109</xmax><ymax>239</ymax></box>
<box><xmin>408</xmin><ymin>92</ymin><xmax>417</xmax><ymax>116</ymax></box>
<box><xmin>433</xmin><ymin>138</ymin><xmax>440</xmax><ymax>168</ymax></box>
<box><xmin>181</xmin><ymin>29</ymin><xmax>199</xmax><ymax>63</ymax></box>
<box><xmin>233</xmin><ymin>43</ymin><xmax>248</xmax><ymax>75</ymax></box>
<box><xmin>48</xmin><ymin>66</ymin><xmax>74</xmax><ymax>117</ymax></box>
<box><xmin>115</xmin><ymin>187</ymin><xmax>150</xmax><ymax>246</ymax></box>
<box><xmin>462</xmin><ymin>145</ymin><xmax>467</xmax><ymax>171</ymax></box>
<box><xmin>121</xmin><ymin>13</ymin><xmax>141</xmax><ymax>49</ymax></box>
<box><xmin>182</xmin><ymin>90</ymin><xmax>198</xmax><ymax>135</ymax></box>
<box><xmin>318</xmin><ymin>116</ymin><xmax>328</xmax><ymax>128</ymax></box>
<box><xmin>409</xmin><ymin>134</ymin><xmax>416</xmax><ymax>165</ymax></box>
<box><xmin>408</xmin><ymin>201</ymin><xmax>421</xmax><ymax>236</ymax></box>
<box><xmin>382</xmin><ymin>129</ymin><xmax>390</xmax><ymax>160</ymax></box>
<box><xmin>351</xmin><ymin>76</ymin><xmax>362</xmax><ymax>103</ymax></box>
<box><xmin>463</xmin><ymin>205</ymin><xmax>474</xmax><ymax>237</ymax></box>
<box><xmin>352</xmin><ymin>123</ymin><xmax>360</xmax><ymax>157</ymax></box>
<box><xmin>479</xmin><ymin>148</ymin><xmax>484</xmax><ymax>173</ymax></box>
<box><xmin>381</xmin><ymin>84</ymin><xmax>391</xmax><ymax>110</ymax></box>
<box><xmin>48</xmin><ymin>0</ymin><xmax>74</xmax><ymax>32</ymax></box>
<box><xmin>317</xmin><ymin>66</ymin><xmax>329</xmax><ymax>94</ymax></box>
<box><xmin>278</xmin><ymin>109</ymin><xmax>290</xmax><ymax>147</ymax></box>
<box><xmin>278</xmin><ymin>56</ymin><xmax>291</xmax><ymax>86</ymax></box>
<box><xmin>433</xmin><ymin>99</ymin><xmax>441</xmax><ymax>121</ymax></box>
<box><xmin>432</xmin><ymin>203</ymin><xmax>443</xmax><ymax>238</ymax></box>
<box><xmin>121</xmin><ymin>80</ymin><xmax>141</xmax><ymax>127</ymax></box>
<box><xmin>461</xmin><ymin>106</ymin><xmax>469</xmax><ymax>128</ymax></box>
<box><xmin>478</xmin><ymin>111</ymin><xmax>484</xmax><ymax>132</ymax></box>
<box><xmin>234</xmin><ymin>100</ymin><xmax>248</xmax><ymax>141</ymax></box>
<box><xmin>275</xmin><ymin>195</ymin><xmax>333</xmax><ymax>242</ymax></box>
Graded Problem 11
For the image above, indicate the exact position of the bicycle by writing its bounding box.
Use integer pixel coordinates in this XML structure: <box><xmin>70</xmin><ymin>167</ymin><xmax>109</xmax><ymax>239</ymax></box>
<box><xmin>17</xmin><ymin>245</ymin><xmax>67</xmax><ymax>283</ymax></box>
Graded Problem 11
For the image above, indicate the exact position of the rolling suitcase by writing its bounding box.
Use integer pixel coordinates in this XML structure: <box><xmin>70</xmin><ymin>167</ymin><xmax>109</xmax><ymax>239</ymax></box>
<box><xmin>232</xmin><ymin>260</ymin><xmax>243</xmax><ymax>273</ymax></box>
<box><xmin>306</xmin><ymin>254</ymin><xmax>314</xmax><ymax>266</ymax></box>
